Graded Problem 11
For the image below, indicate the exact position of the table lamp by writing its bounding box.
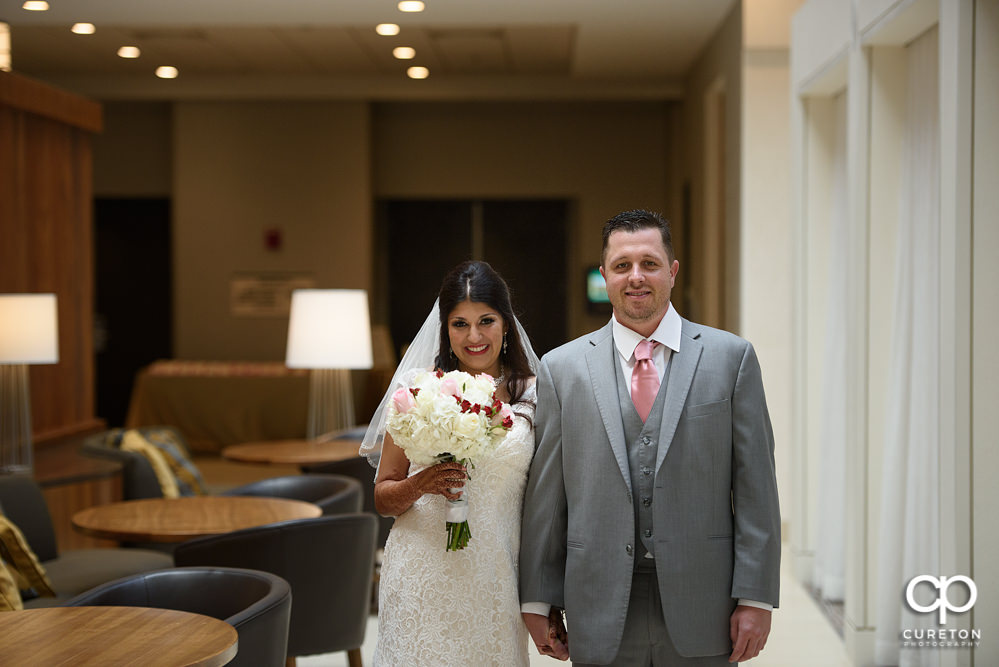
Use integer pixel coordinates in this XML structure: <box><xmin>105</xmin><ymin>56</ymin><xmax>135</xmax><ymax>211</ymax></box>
<box><xmin>0</xmin><ymin>293</ymin><xmax>59</xmax><ymax>474</ymax></box>
<box><xmin>285</xmin><ymin>289</ymin><xmax>373</xmax><ymax>440</ymax></box>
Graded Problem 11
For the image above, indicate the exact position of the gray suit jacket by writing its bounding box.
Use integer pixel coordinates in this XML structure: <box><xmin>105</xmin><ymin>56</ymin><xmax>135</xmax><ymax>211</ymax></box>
<box><xmin>519</xmin><ymin>318</ymin><xmax>780</xmax><ymax>663</ymax></box>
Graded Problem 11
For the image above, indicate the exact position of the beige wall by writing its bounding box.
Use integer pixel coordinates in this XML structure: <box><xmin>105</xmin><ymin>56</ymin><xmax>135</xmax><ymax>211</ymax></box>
<box><xmin>973</xmin><ymin>0</ymin><xmax>999</xmax><ymax>658</ymax></box>
<box><xmin>683</xmin><ymin>4</ymin><xmax>743</xmax><ymax>332</ymax></box>
<box><xmin>172</xmin><ymin>101</ymin><xmax>372</xmax><ymax>360</ymax></box>
<box><xmin>94</xmin><ymin>99</ymin><xmax>678</xmax><ymax>357</ymax></box>
<box><xmin>741</xmin><ymin>48</ymin><xmax>793</xmax><ymax>523</ymax></box>
<box><xmin>372</xmin><ymin>100</ymin><xmax>677</xmax><ymax>339</ymax></box>
<box><xmin>93</xmin><ymin>102</ymin><xmax>172</xmax><ymax>197</ymax></box>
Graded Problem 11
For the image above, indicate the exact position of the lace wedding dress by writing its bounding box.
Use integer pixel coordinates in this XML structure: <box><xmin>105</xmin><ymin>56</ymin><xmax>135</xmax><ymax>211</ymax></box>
<box><xmin>374</xmin><ymin>383</ymin><xmax>536</xmax><ymax>666</ymax></box>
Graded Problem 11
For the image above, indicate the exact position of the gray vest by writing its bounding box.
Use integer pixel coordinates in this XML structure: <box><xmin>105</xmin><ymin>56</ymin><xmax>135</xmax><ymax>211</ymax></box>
<box><xmin>614</xmin><ymin>346</ymin><xmax>672</xmax><ymax>568</ymax></box>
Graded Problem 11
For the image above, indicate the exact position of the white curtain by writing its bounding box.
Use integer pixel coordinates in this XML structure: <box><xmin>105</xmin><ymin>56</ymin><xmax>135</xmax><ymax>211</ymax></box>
<box><xmin>812</xmin><ymin>91</ymin><xmax>849</xmax><ymax>602</ymax></box>
<box><xmin>874</xmin><ymin>26</ymin><xmax>941</xmax><ymax>667</ymax></box>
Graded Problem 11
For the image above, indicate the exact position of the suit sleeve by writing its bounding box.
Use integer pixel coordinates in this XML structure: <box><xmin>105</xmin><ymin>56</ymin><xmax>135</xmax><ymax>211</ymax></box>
<box><xmin>519</xmin><ymin>355</ymin><xmax>568</xmax><ymax>608</ymax></box>
<box><xmin>730</xmin><ymin>341</ymin><xmax>781</xmax><ymax>607</ymax></box>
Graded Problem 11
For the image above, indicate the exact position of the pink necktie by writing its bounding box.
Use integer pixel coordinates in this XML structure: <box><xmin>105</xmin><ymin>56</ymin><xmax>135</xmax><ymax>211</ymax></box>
<box><xmin>631</xmin><ymin>340</ymin><xmax>660</xmax><ymax>422</ymax></box>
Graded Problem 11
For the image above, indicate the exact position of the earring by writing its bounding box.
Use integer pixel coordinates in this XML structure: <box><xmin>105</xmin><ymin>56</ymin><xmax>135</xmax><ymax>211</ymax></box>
<box><xmin>502</xmin><ymin>332</ymin><xmax>508</xmax><ymax>355</ymax></box>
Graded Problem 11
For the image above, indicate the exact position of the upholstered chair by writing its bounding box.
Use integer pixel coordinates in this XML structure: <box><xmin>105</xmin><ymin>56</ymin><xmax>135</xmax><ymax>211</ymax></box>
<box><xmin>175</xmin><ymin>513</ymin><xmax>377</xmax><ymax>667</ymax></box>
<box><xmin>67</xmin><ymin>566</ymin><xmax>291</xmax><ymax>667</ymax></box>
<box><xmin>0</xmin><ymin>474</ymin><xmax>173</xmax><ymax>607</ymax></box>
<box><xmin>221</xmin><ymin>473</ymin><xmax>363</xmax><ymax>515</ymax></box>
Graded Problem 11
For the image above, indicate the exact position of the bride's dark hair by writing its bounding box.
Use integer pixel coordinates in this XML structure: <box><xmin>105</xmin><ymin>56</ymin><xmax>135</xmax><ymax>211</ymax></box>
<box><xmin>434</xmin><ymin>260</ymin><xmax>534</xmax><ymax>405</ymax></box>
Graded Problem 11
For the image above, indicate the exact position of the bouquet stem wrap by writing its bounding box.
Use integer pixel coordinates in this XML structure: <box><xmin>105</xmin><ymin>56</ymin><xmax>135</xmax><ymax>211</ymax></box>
<box><xmin>442</xmin><ymin>454</ymin><xmax>471</xmax><ymax>551</ymax></box>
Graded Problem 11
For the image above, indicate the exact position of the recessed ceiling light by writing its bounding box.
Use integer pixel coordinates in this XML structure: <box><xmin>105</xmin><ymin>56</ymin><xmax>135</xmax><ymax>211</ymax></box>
<box><xmin>407</xmin><ymin>66</ymin><xmax>429</xmax><ymax>79</ymax></box>
<box><xmin>22</xmin><ymin>1</ymin><xmax>49</xmax><ymax>11</ymax></box>
<box><xmin>393</xmin><ymin>47</ymin><xmax>416</xmax><ymax>60</ymax></box>
<box><xmin>398</xmin><ymin>1</ymin><xmax>425</xmax><ymax>13</ymax></box>
<box><xmin>156</xmin><ymin>66</ymin><xmax>178</xmax><ymax>79</ymax></box>
<box><xmin>375</xmin><ymin>23</ymin><xmax>400</xmax><ymax>36</ymax></box>
<box><xmin>71</xmin><ymin>23</ymin><xmax>96</xmax><ymax>35</ymax></box>
<box><xmin>117</xmin><ymin>46</ymin><xmax>141</xmax><ymax>59</ymax></box>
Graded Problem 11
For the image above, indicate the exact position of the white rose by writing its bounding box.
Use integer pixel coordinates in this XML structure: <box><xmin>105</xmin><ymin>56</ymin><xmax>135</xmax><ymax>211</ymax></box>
<box><xmin>453</xmin><ymin>412</ymin><xmax>483</xmax><ymax>441</ymax></box>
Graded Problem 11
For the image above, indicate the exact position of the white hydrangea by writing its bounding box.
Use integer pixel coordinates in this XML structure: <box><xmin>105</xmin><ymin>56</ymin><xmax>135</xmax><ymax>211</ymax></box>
<box><xmin>386</xmin><ymin>369</ymin><xmax>513</xmax><ymax>466</ymax></box>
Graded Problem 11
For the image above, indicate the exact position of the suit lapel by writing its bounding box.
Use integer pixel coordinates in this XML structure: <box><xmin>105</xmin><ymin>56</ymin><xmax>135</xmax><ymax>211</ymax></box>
<box><xmin>585</xmin><ymin>323</ymin><xmax>632</xmax><ymax>494</ymax></box>
<box><xmin>655</xmin><ymin>319</ymin><xmax>702</xmax><ymax>473</ymax></box>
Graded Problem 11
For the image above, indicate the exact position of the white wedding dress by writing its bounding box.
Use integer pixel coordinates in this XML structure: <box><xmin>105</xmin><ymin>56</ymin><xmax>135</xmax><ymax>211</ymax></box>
<box><xmin>374</xmin><ymin>383</ymin><xmax>536</xmax><ymax>667</ymax></box>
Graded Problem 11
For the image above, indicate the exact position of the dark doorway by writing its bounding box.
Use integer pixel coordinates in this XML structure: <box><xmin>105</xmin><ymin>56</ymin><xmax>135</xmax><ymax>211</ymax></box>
<box><xmin>380</xmin><ymin>199</ymin><xmax>568</xmax><ymax>359</ymax></box>
<box><xmin>94</xmin><ymin>198</ymin><xmax>172</xmax><ymax>427</ymax></box>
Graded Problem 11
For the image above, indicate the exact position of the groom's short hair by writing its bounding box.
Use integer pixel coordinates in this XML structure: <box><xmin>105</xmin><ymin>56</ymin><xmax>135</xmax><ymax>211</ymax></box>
<box><xmin>601</xmin><ymin>209</ymin><xmax>674</xmax><ymax>265</ymax></box>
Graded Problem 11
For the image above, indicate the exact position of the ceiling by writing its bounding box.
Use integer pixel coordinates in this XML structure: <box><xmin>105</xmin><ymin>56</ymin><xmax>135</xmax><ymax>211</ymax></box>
<box><xmin>0</xmin><ymin>0</ymin><xmax>747</xmax><ymax>100</ymax></box>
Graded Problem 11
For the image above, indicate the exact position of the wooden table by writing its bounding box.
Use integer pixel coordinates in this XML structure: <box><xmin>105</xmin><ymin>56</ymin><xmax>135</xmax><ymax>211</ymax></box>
<box><xmin>72</xmin><ymin>495</ymin><xmax>321</xmax><ymax>543</ymax></box>
<box><xmin>0</xmin><ymin>605</ymin><xmax>237</xmax><ymax>666</ymax></box>
<box><xmin>221</xmin><ymin>437</ymin><xmax>363</xmax><ymax>466</ymax></box>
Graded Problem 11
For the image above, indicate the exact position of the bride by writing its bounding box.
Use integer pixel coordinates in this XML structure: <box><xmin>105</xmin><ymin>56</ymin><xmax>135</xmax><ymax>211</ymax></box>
<box><xmin>361</xmin><ymin>260</ymin><xmax>540</xmax><ymax>666</ymax></box>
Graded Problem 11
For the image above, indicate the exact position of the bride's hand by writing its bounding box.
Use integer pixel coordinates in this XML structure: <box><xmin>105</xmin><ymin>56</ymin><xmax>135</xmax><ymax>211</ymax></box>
<box><xmin>413</xmin><ymin>461</ymin><xmax>467</xmax><ymax>500</ymax></box>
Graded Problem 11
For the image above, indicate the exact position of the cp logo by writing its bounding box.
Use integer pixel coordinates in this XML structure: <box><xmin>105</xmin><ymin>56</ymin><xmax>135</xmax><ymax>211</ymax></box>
<box><xmin>905</xmin><ymin>575</ymin><xmax>977</xmax><ymax>624</ymax></box>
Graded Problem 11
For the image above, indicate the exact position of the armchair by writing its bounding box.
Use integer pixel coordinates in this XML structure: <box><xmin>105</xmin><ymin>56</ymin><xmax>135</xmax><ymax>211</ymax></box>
<box><xmin>0</xmin><ymin>474</ymin><xmax>172</xmax><ymax>607</ymax></box>
<box><xmin>66</xmin><ymin>566</ymin><xmax>291</xmax><ymax>667</ymax></box>
<box><xmin>174</xmin><ymin>513</ymin><xmax>377</xmax><ymax>666</ymax></box>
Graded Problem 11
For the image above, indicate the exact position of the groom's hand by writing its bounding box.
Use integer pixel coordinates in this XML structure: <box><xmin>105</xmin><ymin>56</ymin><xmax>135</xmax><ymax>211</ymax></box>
<box><xmin>728</xmin><ymin>605</ymin><xmax>771</xmax><ymax>662</ymax></box>
<box><xmin>523</xmin><ymin>612</ymin><xmax>569</xmax><ymax>660</ymax></box>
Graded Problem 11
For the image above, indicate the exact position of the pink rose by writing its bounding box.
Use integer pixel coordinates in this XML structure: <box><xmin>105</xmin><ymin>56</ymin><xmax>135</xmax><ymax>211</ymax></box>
<box><xmin>392</xmin><ymin>387</ymin><xmax>415</xmax><ymax>413</ymax></box>
<box><xmin>439</xmin><ymin>376</ymin><xmax>460</xmax><ymax>398</ymax></box>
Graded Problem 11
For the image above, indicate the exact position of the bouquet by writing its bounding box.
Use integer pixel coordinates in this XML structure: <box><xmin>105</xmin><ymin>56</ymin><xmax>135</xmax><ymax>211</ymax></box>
<box><xmin>386</xmin><ymin>369</ymin><xmax>514</xmax><ymax>550</ymax></box>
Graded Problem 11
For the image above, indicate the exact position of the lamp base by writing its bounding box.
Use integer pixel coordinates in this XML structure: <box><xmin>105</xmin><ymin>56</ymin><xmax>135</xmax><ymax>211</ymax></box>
<box><xmin>307</xmin><ymin>368</ymin><xmax>355</xmax><ymax>440</ymax></box>
<box><xmin>0</xmin><ymin>364</ymin><xmax>33</xmax><ymax>474</ymax></box>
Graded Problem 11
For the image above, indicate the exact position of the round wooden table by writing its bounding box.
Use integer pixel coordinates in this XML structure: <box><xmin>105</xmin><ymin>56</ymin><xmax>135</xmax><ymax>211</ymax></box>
<box><xmin>72</xmin><ymin>495</ymin><xmax>321</xmax><ymax>543</ymax></box>
<box><xmin>0</xmin><ymin>605</ymin><xmax>237</xmax><ymax>666</ymax></box>
<box><xmin>221</xmin><ymin>438</ymin><xmax>363</xmax><ymax>466</ymax></box>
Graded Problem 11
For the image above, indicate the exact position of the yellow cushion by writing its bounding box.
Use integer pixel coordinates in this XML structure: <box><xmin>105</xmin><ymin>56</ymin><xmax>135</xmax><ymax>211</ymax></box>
<box><xmin>0</xmin><ymin>560</ymin><xmax>23</xmax><ymax>611</ymax></box>
<box><xmin>142</xmin><ymin>428</ymin><xmax>207</xmax><ymax>495</ymax></box>
<box><xmin>121</xmin><ymin>430</ymin><xmax>181</xmax><ymax>498</ymax></box>
<box><xmin>0</xmin><ymin>515</ymin><xmax>55</xmax><ymax>599</ymax></box>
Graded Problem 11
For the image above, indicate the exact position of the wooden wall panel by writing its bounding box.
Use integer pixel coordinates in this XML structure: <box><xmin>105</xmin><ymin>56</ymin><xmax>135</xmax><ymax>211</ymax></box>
<box><xmin>0</xmin><ymin>71</ymin><xmax>102</xmax><ymax>445</ymax></box>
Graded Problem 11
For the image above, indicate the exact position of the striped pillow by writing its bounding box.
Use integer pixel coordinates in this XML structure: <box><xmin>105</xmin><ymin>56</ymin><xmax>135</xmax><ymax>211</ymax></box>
<box><xmin>0</xmin><ymin>515</ymin><xmax>56</xmax><ymax>604</ymax></box>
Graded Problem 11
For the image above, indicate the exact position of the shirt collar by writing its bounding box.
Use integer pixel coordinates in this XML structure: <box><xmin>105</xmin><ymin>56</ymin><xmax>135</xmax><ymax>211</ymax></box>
<box><xmin>611</xmin><ymin>303</ymin><xmax>682</xmax><ymax>361</ymax></box>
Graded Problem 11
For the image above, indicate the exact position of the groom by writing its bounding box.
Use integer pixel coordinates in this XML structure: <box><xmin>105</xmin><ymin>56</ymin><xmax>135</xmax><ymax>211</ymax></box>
<box><xmin>520</xmin><ymin>209</ymin><xmax>780</xmax><ymax>665</ymax></box>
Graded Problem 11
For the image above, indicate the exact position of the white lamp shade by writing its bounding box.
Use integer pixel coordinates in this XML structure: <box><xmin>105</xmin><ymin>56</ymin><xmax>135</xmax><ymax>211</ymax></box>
<box><xmin>285</xmin><ymin>289</ymin><xmax>373</xmax><ymax>369</ymax></box>
<box><xmin>0</xmin><ymin>293</ymin><xmax>59</xmax><ymax>364</ymax></box>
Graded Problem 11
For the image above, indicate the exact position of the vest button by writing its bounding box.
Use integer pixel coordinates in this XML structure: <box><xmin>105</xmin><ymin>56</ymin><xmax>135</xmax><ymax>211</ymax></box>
<box><xmin>642</xmin><ymin>497</ymin><xmax>651</xmax><ymax>507</ymax></box>
<box><xmin>642</xmin><ymin>436</ymin><xmax>651</xmax><ymax>446</ymax></box>
<box><xmin>641</xmin><ymin>466</ymin><xmax>652</xmax><ymax>475</ymax></box>
<box><xmin>626</xmin><ymin>544</ymin><xmax>633</xmax><ymax>555</ymax></box>
<box><xmin>644</xmin><ymin>529</ymin><xmax>652</xmax><ymax>538</ymax></box>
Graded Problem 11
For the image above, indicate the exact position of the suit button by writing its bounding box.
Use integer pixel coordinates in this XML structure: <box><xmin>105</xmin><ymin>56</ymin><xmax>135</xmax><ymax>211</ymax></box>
<box><xmin>644</xmin><ymin>529</ymin><xmax>652</xmax><ymax>538</ymax></box>
<box><xmin>626</xmin><ymin>544</ymin><xmax>633</xmax><ymax>555</ymax></box>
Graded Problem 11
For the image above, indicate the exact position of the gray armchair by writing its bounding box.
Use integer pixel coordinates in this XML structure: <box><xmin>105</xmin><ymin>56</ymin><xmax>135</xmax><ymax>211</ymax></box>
<box><xmin>221</xmin><ymin>473</ymin><xmax>363</xmax><ymax>515</ymax></box>
<box><xmin>66</xmin><ymin>566</ymin><xmax>292</xmax><ymax>667</ymax></box>
<box><xmin>303</xmin><ymin>456</ymin><xmax>393</xmax><ymax>548</ymax></box>
<box><xmin>0</xmin><ymin>474</ymin><xmax>172</xmax><ymax>607</ymax></box>
<box><xmin>174</xmin><ymin>513</ymin><xmax>377</xmax><ymax>666</ymax></box>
